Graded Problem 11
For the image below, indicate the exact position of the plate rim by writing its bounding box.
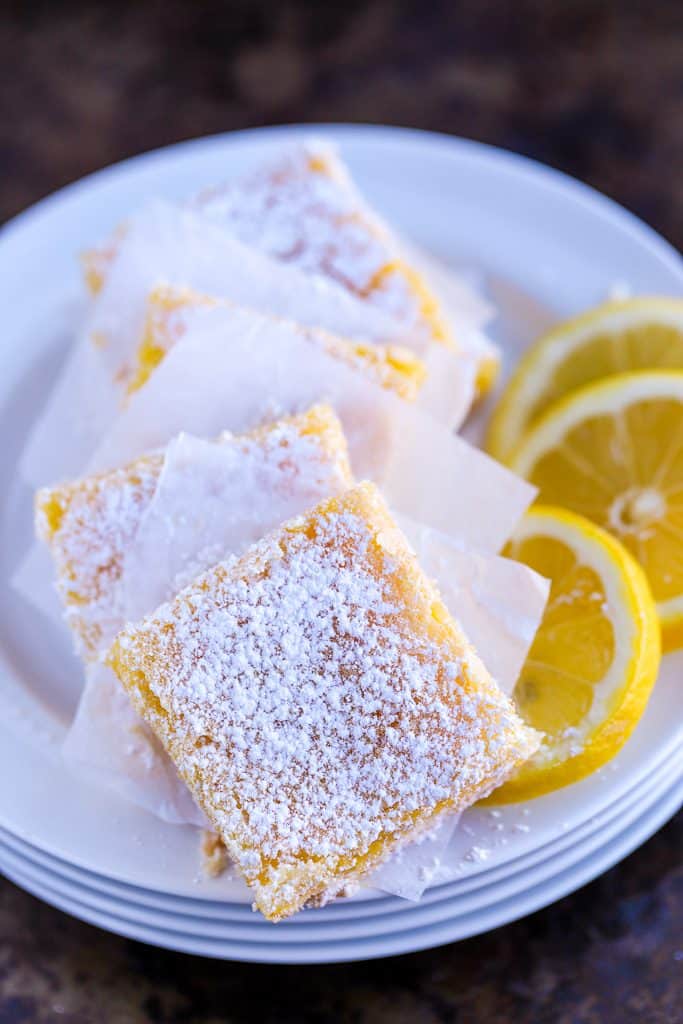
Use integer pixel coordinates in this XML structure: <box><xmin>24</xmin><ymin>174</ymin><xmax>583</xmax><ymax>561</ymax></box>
<box><xmin>1</xmin><ymin>734</ymin><xmax>678</xmax><ymax>934</ymax></box>
<box><xmin>2</xmin><ymin>124</ymin><xmax>681</xmax><ymax>280</ymax></box>
<box><xmin>1</xmin><ymin>731</ymin><xmax>680</xmax><ymax>920</ymax></box>
<box><xmin>2</xmin><ymin>771</ymin><xmax>680</xmax><ymax>963</ymax></box>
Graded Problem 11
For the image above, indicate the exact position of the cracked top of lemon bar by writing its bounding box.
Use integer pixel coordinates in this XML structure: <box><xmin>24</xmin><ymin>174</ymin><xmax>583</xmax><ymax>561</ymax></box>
<box><xmin>35</xmin><ymin>405</ymin><xmax>352</xmax><ymax>660</ymax></box>
<box><xmin>107</xmin><ymin>481</ymin><xmax>539</xmax><ymax>921</ymax></box>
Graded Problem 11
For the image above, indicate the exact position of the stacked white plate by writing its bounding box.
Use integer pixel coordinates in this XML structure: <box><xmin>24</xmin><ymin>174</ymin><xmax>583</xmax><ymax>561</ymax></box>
<box><xmin>1</xmin><ymin>126</ymin><xmax>681</xmax><ymax>963</ymax></box>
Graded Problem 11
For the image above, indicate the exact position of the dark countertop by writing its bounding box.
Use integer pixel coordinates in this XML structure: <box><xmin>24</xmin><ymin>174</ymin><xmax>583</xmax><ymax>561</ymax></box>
<box><xmin>0</xmin><ymin>816</ymin><xmax>682</xmax><ymax>1023</ymax></box>
<box><xmin>1</xmin><ymin>2</ymin><xmax>681</xmax><ymax>1021</ymax></box>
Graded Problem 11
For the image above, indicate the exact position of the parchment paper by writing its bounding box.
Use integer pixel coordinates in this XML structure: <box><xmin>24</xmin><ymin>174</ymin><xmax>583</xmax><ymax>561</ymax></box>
<box><xmin>87</xmin><ymin>303</ymin><xmax>534</xmax><ymax>554</ymax></box>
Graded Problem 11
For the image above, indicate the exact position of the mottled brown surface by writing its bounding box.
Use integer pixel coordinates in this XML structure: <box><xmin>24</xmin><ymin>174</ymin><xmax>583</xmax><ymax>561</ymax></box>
<box><xmin>0</xmin><ymin>817</ymin><xmax>681</xmax><ymax>1023</ymax></box>
<box><xmin>2</xmin><ymin>0</ymin><xmax>683</xmax><ymax>249</ymax></box>
<box><xmin>1</xmin><ymin>0</ymin><xmax>682</xmax><ymax>1021</ymax></box>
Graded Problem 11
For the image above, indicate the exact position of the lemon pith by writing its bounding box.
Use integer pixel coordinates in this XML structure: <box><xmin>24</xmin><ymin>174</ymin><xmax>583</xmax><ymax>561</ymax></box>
<box><xmin>489</xmin><ymin>506</ymin><xmax>660</xmax><ymax>803</ymax></box>
<box><xmin>486</xmin><ymin>298</ymin><xmax>683</xmax><ymax>463</ymax></box>
<box><xmin>509</xmin><ymin>369</ymin><xmax>683</xmax><ymax>650</ymax></box>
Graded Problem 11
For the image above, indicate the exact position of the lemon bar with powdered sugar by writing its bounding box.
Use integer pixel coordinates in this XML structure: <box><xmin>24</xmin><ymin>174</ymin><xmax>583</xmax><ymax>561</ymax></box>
<box><xmin>106</xmin><ymin>482</ymin><xmax>540</xmax><ymax>920</ymax></box>
<box><xmin>83</xmin><ymin>145</ymin><xmax>448</xmax><ymax>346</ymax></box>
<box><xmin>35</xmin><ymin>405</ymin><xmax>352</xmax><ymax>661</ymax></box>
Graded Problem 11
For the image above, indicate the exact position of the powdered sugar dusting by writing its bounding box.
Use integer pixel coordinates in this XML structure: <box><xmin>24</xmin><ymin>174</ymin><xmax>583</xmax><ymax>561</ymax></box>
<box><xmin>109</xmin><ymin>483</ymin><xmax>540</xmax><ymax>919</ymax></box>
<box><xmin>36</xmin><ymin>405</ymin><xmax>352</xmax><ymax>660</ymax></box>
<box><xmin>35</xmin><ymin>454</ymin><xmax>163</xmax><ymax>659</ymax></box>
<box><xmin>121</xmin><ymin>405</ymin><xmax>353</xmax><ymax>621</ymax></box>
<box><xmin>193</xmin><ymin>142</ymin><xmax>437</xmax><ymax>332</ymax></box>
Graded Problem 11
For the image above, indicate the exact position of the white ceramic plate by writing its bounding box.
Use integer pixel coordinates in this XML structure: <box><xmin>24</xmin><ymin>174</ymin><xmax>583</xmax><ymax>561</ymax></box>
<box><xmin>1</xmin><ymin>126</ymin><xmax>681</xmax><ymax>953</ymax></box>
<box><xmin>1</xmin><ymin>722</ymin><xmax>681</xmax><ymax>931</ymax></box>
<box><xmin>2</xmin><ymin>765</ymin><xmax>681</xmax><ymax>962</ymax></box>
<box><xmin>1</xmin><ymin>732</ymin><xmax>679</xmax><ymax>931</ymax></box>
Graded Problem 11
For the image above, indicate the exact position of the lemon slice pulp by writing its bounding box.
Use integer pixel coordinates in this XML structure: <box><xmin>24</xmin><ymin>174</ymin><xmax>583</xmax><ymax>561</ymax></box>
<box><xmin>510</xmin><ymin>370</ymin><xmax>683</xmax><ymax>649</ymax></box>
<box><xmin>487</xmin><ymin>298</ymin><xmax>683</xmax><ymax>463</ymax></box>
<box><xmin>491</xmin><ymin>506</ymin><xmax>660</xmax><ymax>803</ymax></box>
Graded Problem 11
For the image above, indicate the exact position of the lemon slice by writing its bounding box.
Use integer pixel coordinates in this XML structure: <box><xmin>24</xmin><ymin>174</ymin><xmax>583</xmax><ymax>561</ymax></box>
<box><xmin>509</xmin><ymin>369</ymin><xmax>683</xmax><ymax>650</ymax></box>
<box><xmin>487</xmin><ymin>298</ymin><xmax>683</xmax><ymax>463</ymax></box>
<box><xmin>491</xmin><ymin>506</ymin><xmax>660</xmax><ymax>803</ymax></box>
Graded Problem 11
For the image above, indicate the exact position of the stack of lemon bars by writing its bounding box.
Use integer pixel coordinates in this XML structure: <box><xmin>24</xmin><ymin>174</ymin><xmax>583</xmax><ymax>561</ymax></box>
<box><xmin>29</xmin><ymin>141</ymin><xmax>544</xmax><ymax>921</ymax></box>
